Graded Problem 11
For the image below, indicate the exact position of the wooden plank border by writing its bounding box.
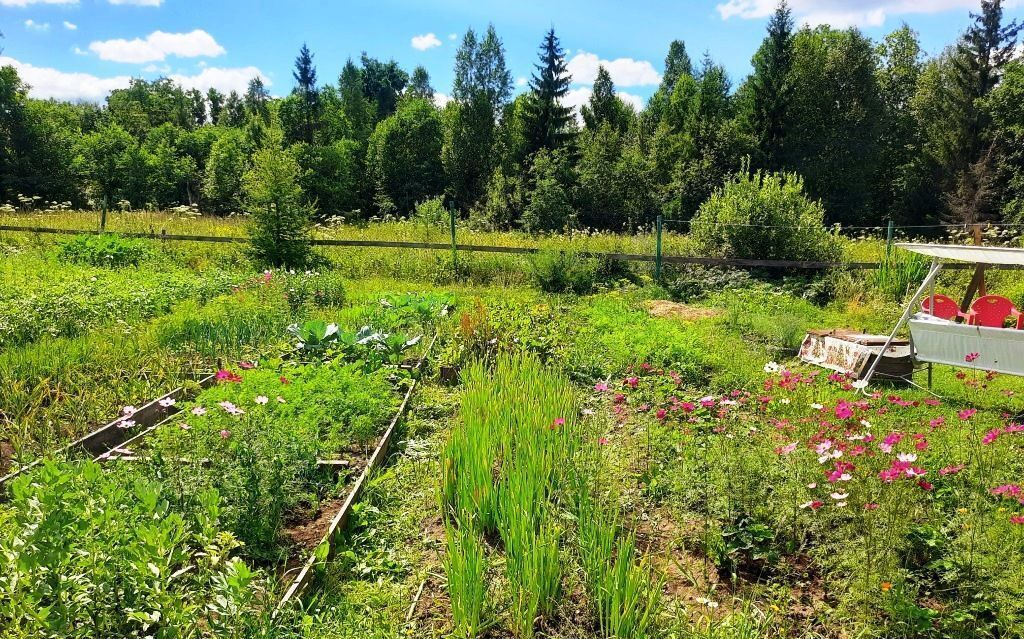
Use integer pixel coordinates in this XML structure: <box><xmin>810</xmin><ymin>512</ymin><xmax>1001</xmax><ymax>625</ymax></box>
<box><xmin>276</xmin><ymin>334</ymin><xmax>437</xmax><ymax>611</ymax></box>
<box><xmin>0</xmin><ymin>374</ymin><xmax>216</xmax><ymax>493</ymax></box>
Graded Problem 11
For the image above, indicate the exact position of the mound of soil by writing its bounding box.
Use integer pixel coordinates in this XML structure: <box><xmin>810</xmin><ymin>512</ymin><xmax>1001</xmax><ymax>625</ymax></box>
<box><xmin>645</xmin><ymin>300</ymin><xmax>722</xmax><ymax>322</ymax></box>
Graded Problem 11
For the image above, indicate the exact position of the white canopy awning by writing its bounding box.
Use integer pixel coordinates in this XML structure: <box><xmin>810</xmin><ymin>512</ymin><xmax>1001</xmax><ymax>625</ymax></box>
<box><xmin>897</xmin><ymin>243</ymin><xmax>1024</xmax><ymax>266</ymax></box>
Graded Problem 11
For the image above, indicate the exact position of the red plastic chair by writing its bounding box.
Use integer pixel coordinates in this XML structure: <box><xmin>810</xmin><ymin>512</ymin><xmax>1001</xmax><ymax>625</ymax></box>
<box><xmin>921</xmin><ymin>294</ymin><xmax>968</xmax><ymax>322</ymax></box>
<box><xmin>965</xmin><ymin>295</ymin><xmax>1024</xmax><ymax>329</ymax></box>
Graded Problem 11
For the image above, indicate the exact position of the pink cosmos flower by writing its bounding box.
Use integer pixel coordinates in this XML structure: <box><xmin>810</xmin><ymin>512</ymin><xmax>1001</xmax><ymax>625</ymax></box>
<box><xmin>656</xmin><ymin>408</ymin><xmax>667</xmax><ymax>420</ymax></box>
<box><xmin>594</xmin><ymin>382</ymin><xmax>609</xmax><ymax>392</ymax></box>
<box><xmin>939</xmin><ymin>464</ymin><xmax>965</xmax><ymax>476</ymax></box>
<box><xmin>1011</xmin><ymin>515</ymin><xmax>1024</xmax><ymax>525</ymax></box>
<box><xmin>918</xmin><ymin>480</ymin><xmax>933</xmax><ymax>491</ymax></box>
<box><xmin>864</xmin><ymin>503</ymin><xmax>879</xmax><ymax>510</ymax></box>
<box><xmin>598</xmin><ymin>437</ymin><xmax>609</xmax><ymax>446</ymax></box>
<box><xmin>158</xmin><ymin>397</ymin><xmax>176</xmax><ymax>408</ymax></box>
<box><xmin>958</xmin><ymin>409</ymin><xmax>977</xmax><ymax>421</ymax></box>
<box><xmin>239</xmin><ymin>361</ymin><xmax>256</xmax><ymax>370</ymax></box>
<box><xmin>122</xmin><ymin>406</ymin><xmax>137</xmax><ymax>416</ymax></box>
<box><xmin>280</xmin><ymin>376</ymin><xmax>291</xmax><ymax>385</ymax></box>
<box><xmin>220</xmin><ymin>429</ymin><xmax>231</xmax><ymax>439</ymax></box>
<box><xmin>191</xmin><ymin>406</ymin><xmax>207</xmax><ymax>416</ymax></box>
<box><xmin>982</xmin><ymin>428</ymin><xmax>1002</xmax><ymax>445</ymax></box>
<box><xmin>965</xmin><ymin>352</ymin><xmax>980</xmax><ymax>363</ymax></box>
<box><xmin>551</xmin><ymin>417</ymin><xmax>565</xmax><ymax>429</ymax></box>
<box><xmin>835</xmin><ymin>402</ymin><xmax>854</xmax><ymax>420</ymax></box>
<box><xmin>625</xmin><ymin>377</ymin><xmax>639</xmax><ymax>388</ymax></box>
<box><xmin>776</xmin><ymin>442</ymin><xmax>798</xmax><ymax>455</ymax></box>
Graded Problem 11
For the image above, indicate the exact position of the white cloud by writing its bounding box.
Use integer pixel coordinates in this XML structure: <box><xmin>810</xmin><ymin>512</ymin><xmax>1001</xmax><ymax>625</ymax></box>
<box><xmin>168</xmin><ymin>66</ymin><xmax>269</xmax><ymax>95</ymax></box>
<box><xmin>716</xmin><ymin>0</ymin><xmax>1022</xmax><ymax>28</ymax></box>
<box><xmin>0</xmin><ymin>0</ymin><xmax>76</xmax><ymax>6</ymax></box>
<box><xmin>516</xmin><ymin>76</ymin><xmax>528</xmax><ymax>87</ymax></box>
<box><xmin>63</xmin><ymin>20</ymin><xmax>77</xmax><ymax>30</ymax></box>
<box><xmin>448</xmin><ymin>33</ymin><xmax>457</xmax><ymax>40</ymax></box>
<box><xmin>411</xmin><ymin>32</ymin><xmax>442</xmax><ymax>51</ymax></box>
<box><xmin>0</xmin><ymin>55</ymin><xmax>268</xmax><ymax>101</ymax></box>
<box><xmin>433</xmin><ymin>92</ymin><xmax>451</xmax><ymax>108</ymax></box>
<box><xmin>566</xmin><ymin>51</ymin><xmax>661</xmax><ymax>87</ymax></box>
<box><xmin>108</xmin><ymin>0</ymin><xmax>162</xmax><ymax>5</ymax></box>
<box><xmin>89</xmin><ymin>29</ymin><xmax>225</xmax><ymax>63</ymax></box>
<box><xmin>0</xmin><ymin>55</ymin><xmax>131</xmax><ymax>101</ymax></box>
<box><xmin>561</xmin><ymin>86</ymin><xmax>645</xmax><ymax>122</ymax></box>
<box><xmin>24</xmin><ymin>19</ymin><xmax>51</xmax><ymax>32</ymax></box>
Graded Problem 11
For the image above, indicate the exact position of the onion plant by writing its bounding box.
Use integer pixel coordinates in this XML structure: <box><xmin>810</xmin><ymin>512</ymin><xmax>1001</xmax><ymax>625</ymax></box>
<box><xmin>443</xmin><ymin>515</ymin><xmax>490</xmax><ymax>638</ymax></box>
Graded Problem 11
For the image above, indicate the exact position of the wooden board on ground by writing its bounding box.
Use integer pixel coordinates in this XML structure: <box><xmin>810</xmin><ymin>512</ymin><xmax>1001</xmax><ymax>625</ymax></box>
<box><xmin>799</xmin><ymin>329</ymin><xmax>913</xmax><ymax>380</ymax></box>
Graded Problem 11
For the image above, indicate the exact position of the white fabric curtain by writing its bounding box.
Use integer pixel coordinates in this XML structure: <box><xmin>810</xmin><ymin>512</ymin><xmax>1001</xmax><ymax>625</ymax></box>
<box><xmin>909</xmin><ymin>314</ymin><xmax>1024</xmax><ymax>375</ymax></box>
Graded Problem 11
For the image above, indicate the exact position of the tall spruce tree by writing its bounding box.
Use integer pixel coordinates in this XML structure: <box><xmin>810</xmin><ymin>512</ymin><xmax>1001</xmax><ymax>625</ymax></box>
<box><xmin>746</xmin><ymin>1</ymin><xmax>794</xmax><ymax>169</ymax></box>
<box><xmin>946</xmin><ymin>0</ymin><xmax>1021</xmax><ymax>223</ymax></box>
<box><xmin>524</xmin><ymin>28</ymin><xmax>574</xmax><ymax>155</ymax></box>
<box><xmin>292</xmin><ymin>43</ymin><xmax>320</xmax><ymax>143</ymax></box>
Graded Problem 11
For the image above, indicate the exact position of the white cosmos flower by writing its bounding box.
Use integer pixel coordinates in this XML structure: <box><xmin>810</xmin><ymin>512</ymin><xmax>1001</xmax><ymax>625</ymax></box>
<box><xmin>852</xmin><ymin>379</ymin><xmax>869</xmax><ymax>389</ymax></box>
<box><xmin>810</xmin><ymin>403</ymin><xmax>824</xmax><ymax>410</ymax></box>
<box><xmin>764</xmin><ymin>362</ymin><xmax>780</xmax><ymax>373</ymax></box>
<box><xmin>830</xmin><ymin>492</ymin><xmax>849</xmax><ymax>500</ymax></box>
<box><xmin>897</xmin><ymin>452</ymin><xmax>917</xmax><ymax>463</ymax></box>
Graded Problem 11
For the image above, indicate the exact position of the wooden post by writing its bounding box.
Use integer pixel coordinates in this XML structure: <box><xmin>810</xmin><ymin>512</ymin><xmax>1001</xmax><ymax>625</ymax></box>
<box><xmin>960</xmin><ymin>223</ymin><xmax>987</xmax><ymax>312</ymax></box>
<box><xmin>100</xmin><ymin>197</ymin><xmax>108</xmax><ymax>232</ymax></box>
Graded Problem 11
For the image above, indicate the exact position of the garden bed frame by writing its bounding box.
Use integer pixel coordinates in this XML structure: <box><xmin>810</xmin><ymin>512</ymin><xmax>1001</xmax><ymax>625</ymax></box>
<box><xmin>0</xmin><ymin>372</ymin><xmax>216</xmax><ymax>494</ymax></box>
<box><xmin>276</xmin><ymin>334</ymin><xmax>436</xmax><ymax>610</ymax></box>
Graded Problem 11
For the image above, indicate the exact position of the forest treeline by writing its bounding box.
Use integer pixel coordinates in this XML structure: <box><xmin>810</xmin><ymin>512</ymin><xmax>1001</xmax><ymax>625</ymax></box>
<box><xmin>0</xmin><ymin>0</ymin><xmax>1022</xmax><ymax>232</ymax></box>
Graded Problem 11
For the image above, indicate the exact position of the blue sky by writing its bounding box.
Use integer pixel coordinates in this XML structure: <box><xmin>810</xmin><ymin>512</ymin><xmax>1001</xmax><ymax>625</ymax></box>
<box><xmin>1</xmin><ymin>0</ymin><xmax>1022</xmax><ymax>111</ymax></box>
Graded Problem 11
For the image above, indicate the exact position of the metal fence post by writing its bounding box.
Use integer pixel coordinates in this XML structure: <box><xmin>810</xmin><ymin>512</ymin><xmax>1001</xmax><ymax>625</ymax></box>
<box><xmin>449</xmin><ymin>207</ymin><xmax>458</xmax><ymax>274</ymax></box>
<box><xmin>884</xmin><ymin>219</ymin><xmax>894</xmax><ymax>262</ymax></box>
<box><xmin>655</xmin><ymin>214</ymin><xmax>663</xmax><ymax>284</ymax></box>
<box><xmin>100</xmin><ymin>197</ymin><xmax>107</xmax><ymax>233</ymax></box>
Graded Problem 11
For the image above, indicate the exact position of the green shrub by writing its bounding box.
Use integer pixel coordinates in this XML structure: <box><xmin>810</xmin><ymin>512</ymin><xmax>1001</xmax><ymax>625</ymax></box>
<box><xmin>58</xmin><ymin>233</ymin><xmax>150</xmax><ymax>268</ymax></box>
<box><xmin>690</xmin><ymin>169</ymin><xmax>841</xmax><ymax>263</ymax></box>
<box><xmin>528</xmin><ymin>249</ymin><xmax>598</xmax><ymax>294</ymax></box>
<box><xmin>411</xmin><ymin>196</ymin><xmax>449</xmax><ymax>227</ymax></box>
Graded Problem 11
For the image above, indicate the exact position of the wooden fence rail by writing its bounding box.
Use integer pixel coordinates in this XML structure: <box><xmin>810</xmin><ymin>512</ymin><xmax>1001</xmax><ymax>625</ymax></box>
<box><xmin>2</xmin><ymin>223</ymin><xmax>1018</xmax><ymax>270</ymax></box>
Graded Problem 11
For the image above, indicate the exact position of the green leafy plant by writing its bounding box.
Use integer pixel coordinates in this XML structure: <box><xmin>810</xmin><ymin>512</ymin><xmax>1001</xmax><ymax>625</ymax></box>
<box><xmin>528</xmin><ymin>248</ymin><xmax>598</xmax><ymax>294</ymax></box>
<box><xmin>58</xmin><ymin>233</ymin><xmax>151</xmax><ymax>268</ymax></box>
